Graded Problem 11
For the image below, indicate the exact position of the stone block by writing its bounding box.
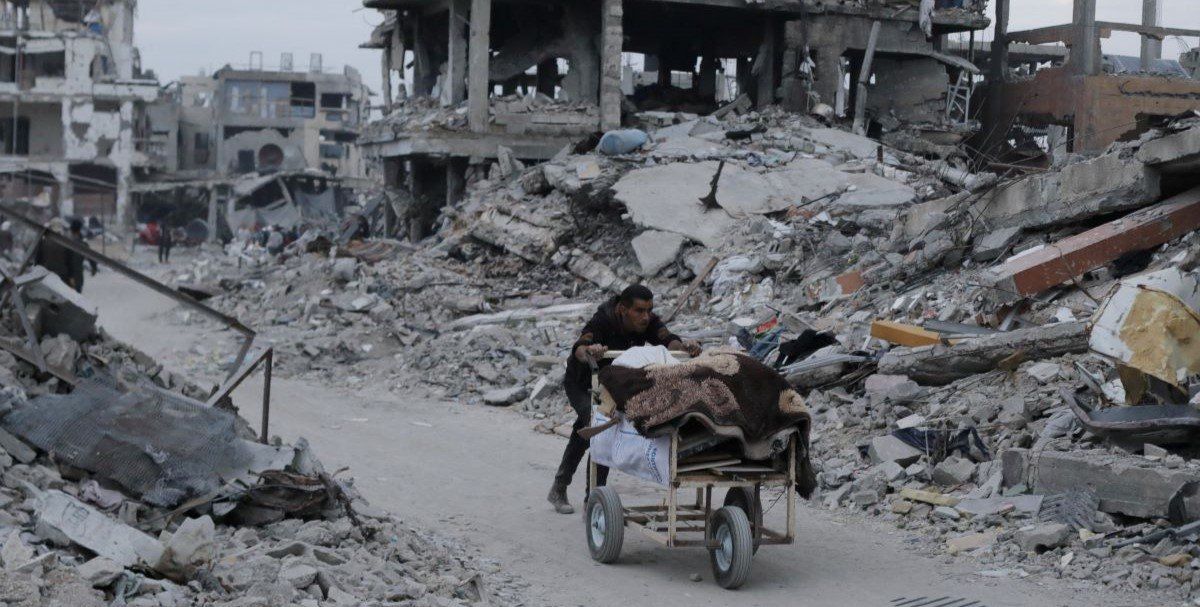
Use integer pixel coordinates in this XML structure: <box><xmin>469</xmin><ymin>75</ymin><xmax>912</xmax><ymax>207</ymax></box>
<box><xmin>1014</xmin><ymin>523</ymin><xmax>1070</xmax><ymax>552</ymax></box>
<box><xmin>867</xmin><ymin>435</ymin><xmax>923</xmax><ymax>466</ymax></box>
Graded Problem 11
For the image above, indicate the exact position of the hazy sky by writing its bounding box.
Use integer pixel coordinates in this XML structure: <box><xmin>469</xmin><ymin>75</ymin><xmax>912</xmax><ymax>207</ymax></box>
<box><xmin>134</xmin><ymin>0</ymin><xmax>1199</xmax><ymax>100</ymax></box>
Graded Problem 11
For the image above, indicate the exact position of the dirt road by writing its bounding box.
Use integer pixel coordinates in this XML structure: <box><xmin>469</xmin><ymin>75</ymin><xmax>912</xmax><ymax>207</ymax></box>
<box><xmin>83</xmin><ymin>260</ymin><xmax>1144</xmax><ymax>607</ymax></box>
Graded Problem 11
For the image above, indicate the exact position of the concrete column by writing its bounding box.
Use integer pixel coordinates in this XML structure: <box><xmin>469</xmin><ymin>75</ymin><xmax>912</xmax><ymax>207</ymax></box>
<box><xmin>54</xmin><ymin>166</ymin><xmax>73</xmax><ymax>218</ymax></box>
<box><xmin>599</xmin><ymin>0</ymin><xmax>623</xmax><ymax>130</ymax></box>
<box><xmin>980</xmin><ymin>0</ymin><xmax>1010</xmax><ymax>156</ymax></box>
<box><xmin>391</xmin><ymin>21</ymin><xmax>407</xmax><ymax>100</ymax></box>
<box><xmin>116</xmin><ymin>166</ymin><xmax>132</xmax><ymax>231</ymax></box>
<box><xmin>755</xmin><ymin>17</ymin><xmax>777</xmax><ymax>109</ymax></box>
<box><xmin>1140</xmin><ymin>0</ymin><xmax>1163</xmax><ymax>71</ymax></box>
<box><xmin>448</xmin><ymin>0</ymin><xmax>469</xmax><ymax>105</ymax></box>
<box><xmin>382</xmin><ymin>36</ymin><xmax>394</xmax><ymax>109</ymax></box>
<box><xmin>467</xmin><ymin>0</ymin><xmax>492</xmax><ymax>133</ymax></box>
<box><xmin>206</xmin><ymin>186</ymin><xmax>219</xmax><ymax>244</ymax></box>
<box><xmin>1072</xmin><ymin>0</ymin><xmax>1099</xmax><ymax>76</ymax></box>
<box><xmin>413</xmin><ymin>14</ymin><xmax>436</xmax><ymax>96</ymax></box>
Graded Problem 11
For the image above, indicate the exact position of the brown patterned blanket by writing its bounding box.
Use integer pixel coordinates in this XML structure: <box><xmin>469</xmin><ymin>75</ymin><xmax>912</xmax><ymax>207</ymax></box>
<box><xmin>598</xmin><ymin>350</ymin><xmax>816</xmax><ymax>497</ymax></box>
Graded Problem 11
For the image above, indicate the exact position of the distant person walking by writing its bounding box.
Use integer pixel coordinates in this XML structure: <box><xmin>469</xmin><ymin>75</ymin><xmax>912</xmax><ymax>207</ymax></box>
<box><xmin>157</xmin><ymin>223</ymin><xmax>173</xmax><ymax>263</ymax></box>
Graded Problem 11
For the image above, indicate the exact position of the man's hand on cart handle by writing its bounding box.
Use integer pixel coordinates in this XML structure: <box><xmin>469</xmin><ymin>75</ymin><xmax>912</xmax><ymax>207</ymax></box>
<box><xmin>575</xmin><ymin>343</ymin><xmax>609</xmax><ymax>364</ymax></box>
<box><xmin>670</xmin><ymin>339</ymin><xmax>703</xmax><ymax>357</ymax></box>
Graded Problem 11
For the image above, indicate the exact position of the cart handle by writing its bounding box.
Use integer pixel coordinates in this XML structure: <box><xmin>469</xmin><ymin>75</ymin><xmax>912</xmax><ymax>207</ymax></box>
<box><xmin>601</xmin><ymin>349</ymin><xmax>693</xmax><ymax>360</ymax></box>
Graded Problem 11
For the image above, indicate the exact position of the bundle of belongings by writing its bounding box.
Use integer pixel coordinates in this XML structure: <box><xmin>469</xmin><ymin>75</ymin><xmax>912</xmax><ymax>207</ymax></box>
<box><xmin>588</xmin><ymin>346</ymin><xmax>816</xmax><ymax>497</ymax></box>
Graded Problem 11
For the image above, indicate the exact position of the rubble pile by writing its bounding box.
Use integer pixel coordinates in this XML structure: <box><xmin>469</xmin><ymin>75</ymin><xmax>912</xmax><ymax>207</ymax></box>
<box><xmin>0</xmin><ymin>267</ymin><xmax>526</xmax><ymax>606</ymax></box>
<box><xmin>169</xmin><ymin>104</ymin><xmax>1200</xmax><ymax>599</ymax></box>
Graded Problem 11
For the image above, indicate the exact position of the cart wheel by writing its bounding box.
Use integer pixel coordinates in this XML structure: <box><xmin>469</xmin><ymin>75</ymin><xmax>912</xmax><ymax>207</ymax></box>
<box><xmin>585</xmin><ymin>486</ymin><xmax>624</xmax><ymax>564</ymax></box>
<box><xmin>708</xmin><ymin>506</ymin><xmax>753</xmax><ymax>589</ymax></box>
<box><xmin>723</xmin><ymin>488</ymin><xmax>762</xmax><ymax>555</ymax></box>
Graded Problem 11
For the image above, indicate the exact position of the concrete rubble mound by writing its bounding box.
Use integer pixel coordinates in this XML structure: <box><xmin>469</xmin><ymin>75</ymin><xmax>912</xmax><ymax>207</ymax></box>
<box><xmin>160</xmin><ymin>106</ymin><xmax>1200</xmax><ymax>601</ymax></box>
<box><xmin>0</xmin><ymin>265</ymin><xmax>525</xmax><ymax>606</ymax></box>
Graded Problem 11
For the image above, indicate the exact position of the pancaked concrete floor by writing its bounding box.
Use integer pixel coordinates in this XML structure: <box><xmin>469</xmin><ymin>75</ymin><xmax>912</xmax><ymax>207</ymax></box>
<box><xmin>83</xmin><ymin>257</ymin><xmax>1156</xmax><ymax>607</ymax></box>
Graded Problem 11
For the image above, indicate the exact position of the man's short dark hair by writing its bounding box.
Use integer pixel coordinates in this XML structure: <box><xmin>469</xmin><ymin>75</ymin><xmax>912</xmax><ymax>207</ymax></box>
<box><xmin>618</xmin><ymin>284</ymin><xmax>654</xmax><ymax>307</ymax></box>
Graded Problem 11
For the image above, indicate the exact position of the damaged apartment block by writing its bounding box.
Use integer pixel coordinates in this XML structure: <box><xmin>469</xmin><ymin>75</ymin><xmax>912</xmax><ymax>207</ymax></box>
<box><xmin>0</xmin><ymin>0</ymin><xmax>161</xmax><ymax>228</ymax></box>
<box><xmin>360</xmin><ymin>0</ymin><xmax>992</xmax><ymax>242</ymax></box>
<box><xmin>131</xmin><ymin>53</ymin><xmax>372</xmax><ymax>241</ymax></box>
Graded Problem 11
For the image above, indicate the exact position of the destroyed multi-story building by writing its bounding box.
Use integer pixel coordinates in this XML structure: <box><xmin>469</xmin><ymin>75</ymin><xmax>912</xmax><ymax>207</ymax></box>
<box><xmin>132</xmin><ymin>55</ymin><xmax>373</xmax><ymax>239</ymax></box>
<box><xmin>977</xmin><ymin>0</ymin><xmax>1200</xmax><ymax>158</ymax></box>
<box><xmin>358</xmin><ymin>0</ymin><xmax>991</xmax><ymax>241</ymax></box>
<box><xmin>0</xmin><ymin>0</ymin><xmax>162</xmax><ymax>228</ymax></box>
<box><xmin>171</xmin><ymin>56</ymin><xmax>371</xmax><ymax>179</ymax></box>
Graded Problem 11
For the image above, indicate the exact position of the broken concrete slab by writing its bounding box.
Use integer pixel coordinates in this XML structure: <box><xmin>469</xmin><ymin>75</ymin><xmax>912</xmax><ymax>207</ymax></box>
<box><xmin>1014</xmin><ymin>523</ymin><xmax>1070</xmax><ymax>552</ymax></box>
<box><xmin>931</xmin><ymin>456</ymin><xmax>976</xmax><ymax>486</ymax></box>
<box><xmin>613</xmin><ymin>159</ymin><xmax>853</xmax><ymax>247</ymax></box>
<box><xmin>0</xmin><ymin>530</ymin><xmax>32</xmax><ymax>572</ymax></box>
<box><xmin>23</xmin><ymin>270</ymin><xmax>97</xmax><ymax>341</ymax></box>
<box><xmin>36</xmin><ymin>491</ymin><xmax>164</xmax><ymax>568</ymax></box>
<box><xmin>836</xmin><ymin>172</ymin><xmax>916</xmax><ymax>208</ymax></box>
<box><xmin>1024</xmin><ymin>361</ymin><xmax>1061</xmax><ymax>384</ymax></box>
<box><xmin>631</xmin><ymin>230</ymin><xmax>686</xmax><ymax>277</ymax></box>
<box><xmin>863</xmin><ymin>374</ymin><xmax>922</xmax><ymax>406</ymax></box>
<box><xmin>867</xmin><ymin>435</ymin><xmax>923</xmax><ymax>466</ymax></box>
<box><xmin>946</xmin><ymin>530</ymin><xmax>998</xmax><ymax>555</ymax></box>
<box><xmin>481</xmin><ymin>386</ymin><xmax>528</xmax><ymax>406</ymax></box>
<box><xmin>972</xmin><ymin>227</ymin><xmax>1022</xmax><ymax>262</ymax></box>
<box><xmin>157</xmin><ymin>516</ymin><xmax>215</xmax><ymax>578</ymax></box>
<box><xmin>801</xmin><ymin>127</ymin><xmax>882</xmax><ymax>160</ymax></box>
<box><xmin>76</xmin><ymin>557</ymin><xmax>123</xmax><ymax>587</ymax></box>
<box><xmin>470</xmin><ymin>207</ymin><xmax>568</xmax><ymax>264</ymax></box>
<box><xmin>1002</xmin><ymin>448</ymin><xmax>1200</xmax><ymax>522</ymax></box>
<box><xmin>982</xmin><ymin>185</ymin><xmax>1200</xmax><ymax>303</ymax></box>
<box><xmin>0</xmin><ymin>428</ymin><xmax>36</xmax><ymax>465</ymax></box>
<box><xmin>447</xmin><ymin>302</ymin><xmax>590</xmax><ymax>330</ymax></box>
<box><xmin>956</xmin><ymin>495</ymin><xmax>1044</xmax><ymax>517</ymax></box>
<box><xmin>878</xmin><ymin>321</ymin><xmax>1089</xmax><ymax>385</ymax></box>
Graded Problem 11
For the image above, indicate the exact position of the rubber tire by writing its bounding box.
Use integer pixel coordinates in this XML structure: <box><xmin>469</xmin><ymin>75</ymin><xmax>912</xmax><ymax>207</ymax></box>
<box><xmin>585</xmin><ymin>486</ymin><xmax>624</xmax><ymax>564</ymax></box>
<box><xmin>723</xmin><ymin>488</ymin><xmax>763</xmax><ymax>555</ymax></box>
<box><xmin>708</xmin><ymin>506</ymin><xmax>754</xmax><ymax>589</ymax></box>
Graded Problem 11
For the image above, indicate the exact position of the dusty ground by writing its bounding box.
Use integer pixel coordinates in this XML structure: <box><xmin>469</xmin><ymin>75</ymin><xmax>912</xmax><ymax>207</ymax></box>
<box><xmin>81</xmin><ymin>253</ymin><xmax>1160</xmax><ymax>607</ymax></box>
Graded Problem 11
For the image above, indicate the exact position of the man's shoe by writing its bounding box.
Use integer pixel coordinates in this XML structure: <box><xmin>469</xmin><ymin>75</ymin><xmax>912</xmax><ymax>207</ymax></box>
<box><xmin>548</xmin><ymin>484</ymin><xmax>574</xmax><ymax>514</ymax></box>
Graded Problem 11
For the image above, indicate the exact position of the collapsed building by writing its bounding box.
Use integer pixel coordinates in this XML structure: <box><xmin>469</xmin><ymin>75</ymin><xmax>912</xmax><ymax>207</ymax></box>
<box><xmin>0</xmin><ymin>0</ymin><xmax>163</xmax><ymax>228</ymax></box>
<box><xmin>132</xmin><ymin>55</ymin><xmax>374</xmax><ymax>240</ymax></box>
<box><xmin>977</xmin><ymin>0</ymin><xmax>1200</xmax><ymax>161</ymax></box>
<box><xmin>358</xmin><ymin>0</ymin><xmax>991</xmax><ymax>240</ymax></box>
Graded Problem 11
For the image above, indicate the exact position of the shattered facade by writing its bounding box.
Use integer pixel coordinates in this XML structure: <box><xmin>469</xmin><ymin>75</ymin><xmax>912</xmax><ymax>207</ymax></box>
<box><xmin>979</xmin><ymin>0</ymin><xmax>1200</xmax><ymax>158</ymax></box>
<box><xmin>0</xmin><ymin>0</ymin><xmax>161</xmax><ymax>228</ymax></box>
<box><xmin>359</xmin><ymin>0</ymin><xmax>992</xmax><ymax>241</ymax></box>
<box><xmin>171</xmin><ymin>60</ymin><xmax>371</xmax><ymax>180</ymax></box>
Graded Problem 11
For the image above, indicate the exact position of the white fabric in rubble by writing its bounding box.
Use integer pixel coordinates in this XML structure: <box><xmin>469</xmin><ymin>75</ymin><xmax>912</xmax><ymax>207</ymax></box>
<box><xmin>588</xmin><ymin>346</ymin><xmax>678</xmax><ymax>487</ymax></box>
<box><xmin>919</xmin><ymin>0</ymin><xmax>934</xmax><ymax>38</ymax></box>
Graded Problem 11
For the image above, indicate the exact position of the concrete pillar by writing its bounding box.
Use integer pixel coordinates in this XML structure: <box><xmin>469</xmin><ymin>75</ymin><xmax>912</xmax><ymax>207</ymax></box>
<box><xmin>1072</xmin><ymin>0</ymin><xmax>1099</xmax><ymax>76</ymax></box>
<box><xmin>413</xmin><ymin>14</ymin><xmax>436</xmax><ymax>96</ymax></box>
<box><xmin>448</xmin><ymin>0</ymin><xmax>469</xmax><ymax>105</ymax></box>
<box><xmin>382</xmin><ymin>37</ymin><xmax>394</xmax><ymax>109</ymax></box>
<box><xmin>980</xmin><ymin>0</ymin><xmax>1010</xmax><ymax>157</ymax></box>
<box><xmin>467</xmin><ymin>0</ymin><xmax>492</xmax><ymax>133</ymax></box>
<box><xmin>54</xmin><ymin>166</ymin><xmax>73</xmax><ymax>218</ymax></box>
<box><xmin>206</xmin><ymin>186</ymin><xmax>219</xmax><ymax>244</ymax></box>
<box><xmin>1140</xmin><ymin>0</ymin><xmax>1163</xmax><ymax>71</ymax></box>
<box><xmin>116</xmin><ymin>166</ymin><xmax>131</xmax><ymax>231</ymax></box>
<box><xmin>599</xmin><ymin>0</ymin><xmax>623</xmax><ymax>131</ymax></box>
<box><xmin>390</xmin><ymin>21</ymin><xmax>407</xmax><ymax>101</ymax></box>
<box><xmin>755</xmin><ymin>17</ymin><xmax>777</xmax><ymax>109</ymax></box>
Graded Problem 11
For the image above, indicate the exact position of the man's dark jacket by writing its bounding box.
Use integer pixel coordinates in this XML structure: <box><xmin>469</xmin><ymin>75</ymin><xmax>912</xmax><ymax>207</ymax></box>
<box><xmin>563</xmin><ymin>296</ymin><xmax>681</xmax><ymax>399</ymax></box>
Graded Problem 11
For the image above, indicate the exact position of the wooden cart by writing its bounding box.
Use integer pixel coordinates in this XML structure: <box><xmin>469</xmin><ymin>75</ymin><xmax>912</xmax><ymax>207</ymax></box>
<box><xmin>583</xmin><ymin>352</ymin><xmax>797</xmax><ymax>589</ymax></box>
